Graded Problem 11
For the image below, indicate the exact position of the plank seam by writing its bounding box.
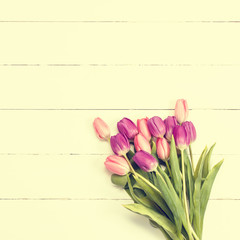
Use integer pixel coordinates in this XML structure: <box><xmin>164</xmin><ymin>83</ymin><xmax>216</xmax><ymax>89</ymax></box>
<box><xmin>0</xmin><ymin>198</ymin><xmax>237</xmax><ymax>201</ymax></box>
<box><xmin>1</xmin><ymin>64</ymin><xmax>240</xmax><ymax>67</ymax></box>
<box><xmin>0</xmin><ymin>20</ymin><xmax>240</xmax><ymax>23</ymax></box>
<box><xmin>0</xmin><ymin>108</ymin><xmax>239</xmax><ymax>111</ymax></box>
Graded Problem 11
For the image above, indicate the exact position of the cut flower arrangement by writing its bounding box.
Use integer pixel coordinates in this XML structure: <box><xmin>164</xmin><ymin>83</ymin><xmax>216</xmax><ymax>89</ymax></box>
<box><xmin>93</xmin><ymin>99</ymin><xmax>223</xmax><ymax>240</ymax></box>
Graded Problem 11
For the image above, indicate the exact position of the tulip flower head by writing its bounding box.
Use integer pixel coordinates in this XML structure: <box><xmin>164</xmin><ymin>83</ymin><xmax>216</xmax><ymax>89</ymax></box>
<box><xmin>104</xmin><ymin>155</ymin><xmax>130</xmax><ymax>175</ymax></box>
<box><xmin>93</xmin><ymin>117</ymin><xmax>110</xmax><ymax>141</ymax></box>
<box><xmin>133</xmin><ymin>150</ymin><xmax>158</xmax><ymax>172</ymax></box>
<box><xmin>134</xmin><ymin>133</ymin><xmax>151</xmax><ymax>154</ymax></box>
<box><xmin>137</xmin><ymin>118</ymin><xmax>151</xmax><ymax>141</ymax></box>
<box><xmin>110</xmin><ymin>133</ymin><xmax>130</xmax><ymax>156</ymax></box>
<box><xmin>117</xmin><ymin>118</ymin><xmax>138</xmax><ymax>140</ymax></box>
<box><xmin>175</xmin><ymin>99</ymin><xmax>189</xmax><ymax>124</ymax></box>
<box><xmin>164</xmin><ymin>116</ymin><xmax>178</xmax><ymax>142</ymax></box>
<box><xmin>182</xmin><ymin>121</ymin><xmax>197</xmax><ymax>144</ymax></box>
<box><xmin>156</xmin><ymin>137</ymin><xmax>170</xmax><ymax>161</ymax></box>
<box><xmin>173</xmin><ymin>125</ymin><xmax>190</xmax><ymax>150</ymax></box>
<box><xmin>147</xmin><ymin>116</ymin><xmax>166</xmax><ymax>138</ymax></box>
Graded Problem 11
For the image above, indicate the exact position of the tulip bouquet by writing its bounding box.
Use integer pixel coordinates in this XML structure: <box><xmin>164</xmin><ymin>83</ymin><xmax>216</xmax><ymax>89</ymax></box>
<box><xmin>93</xmin><ymin>99</ymin><xmax>223</xmax><ymax>240</ymax></box>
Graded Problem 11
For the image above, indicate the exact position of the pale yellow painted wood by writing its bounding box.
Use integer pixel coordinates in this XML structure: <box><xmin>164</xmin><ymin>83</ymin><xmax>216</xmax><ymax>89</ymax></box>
<box><xmin>0</xmin><ymin>200</ymin><xmax>237</xmax><ymax>239</ymax></box>
<box><xmin>0</xmin><ymin>0</ymin><xmax>239</xmax><ymax>21</ymax></box>
<box><xmin>0</xmin><ymin>154</ymin><xmax>235</xmax><ymax>199</ymax></box>
<box><xmin>0</xmin><ymin>110</ymin><xmax>237</xmax><ymax>155</ymax></box>
<box><xmin>0</xmin><ymin>23</ymin><xmax>239</xmax><ymax>64</ymax></box>
<box><xmin>0</xmin><ymin>1</ymin><xmax>238</xmax><ymax>239</ymax></box>
<box><xmin>0</xmin><ymin>66</ymin><xmax>239</xmax><ymax>109</ymax></box>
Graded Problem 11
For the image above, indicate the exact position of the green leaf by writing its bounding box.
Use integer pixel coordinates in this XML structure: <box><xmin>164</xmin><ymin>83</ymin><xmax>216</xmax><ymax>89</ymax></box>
<box><xmin>155</xmin><ymin>167</ymin><xmax>188</xmax><ymax>236</ymax></box>
<box><xmin>149</xmin><ymin>219</ymin><xmax>159</xmax><ymax>228</ymax></box>
<box><xmin>133</xmin><ymin>187</ymin><xmax>146</xmax><ymax>198</ymax></box>
<box><xmin>183</xmin><ymin>150</ymin><xmax>194</xmax><ymax>223</ymax></box>
<box><xmin>193</xmin><ymin>147</ymin><xmax>208</xmax><ymax>238</ymax></box>
<box><xmin>127</xmin><ymin>150</ymin><xmax>135</xmax><ymax>161</ymax></box>
<box><xmin>111</xmin><ymin>174</ymin><xmax>128</xmax><ymax>187</ymax></box>
<box><xmin>123</xmin><ymin>203</ymin><xmax>180</xmax><ymax>240</ymax></box>
<box><xmin>169</xmin><ymin>136</ymin><xmax>182</xmax><ymax>197</ymax></box>
<box><xmin>136</xmin><ymin>168</ymin><xmax>151</xmax><ymax>181</ymax></box>
<box><xmin>151</xmin><ymin>139</ymin><xmax>157</xmax><ymax>155</ymax></box>
<box><xmin>133</xmin><ymin>174</ymin><xmax>174</xmax><ymax>221</ymax></box>
<box><xmin>126</xmin><ymin>174</ymin><xmax>157</xmax><ymax>210</ymax></box>
<box><xmin>202</xmin><ymin>143</ymin><xmax>216</xmax><ymax>179</ymax></box>
<box><xmin>200</xmin><ymin>159</ymin><xmax>224</xmax><ymax>230</ymax></box>
<box><xmin>194</xmin><ymin>146</ymin><xmax>208</xmax><ymax>180</ymax></box>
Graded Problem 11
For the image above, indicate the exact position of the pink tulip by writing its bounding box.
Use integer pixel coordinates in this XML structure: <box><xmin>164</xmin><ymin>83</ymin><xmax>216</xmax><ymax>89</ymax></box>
<box><xmin>137</xmin><ymin>118</ymin><xmax>151</xmax><ymax>141</ymax></box>
<box><xmin>104</xmin><ymin>155</ymin><xmax>130</xmax><ymax>175</ymax></box>
<box><xmin>156</xmin><ymin>137</ymin><xmax>170</xmax><ymax>161</ymax></box>
<box><xmin>93</xmin><ymin>118</ymin><xmax>110</xmax><ymax>141</ymax></box>
<box><xmin>175</xmin><ymin>99</ymin><xmax>189</xmax><ymax>124</ymax></box>
<box><xmin>134</xmin><ymin>133</ymin><xmax>151</xmax><ymax>154</ymax></box>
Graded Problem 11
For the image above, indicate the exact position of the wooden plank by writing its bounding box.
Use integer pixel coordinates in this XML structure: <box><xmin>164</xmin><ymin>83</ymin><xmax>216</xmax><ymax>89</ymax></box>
<box><xmin>0</xmin><ymin>154</ymin><xmax>235</xmax><ymax>199</ymax></box>
<box><xmin>0</xmin><ymin>200</ymin><xmax>237</xmax><ymax>239</ymax></box>
<box><xmin>0</xmin><ymin>23</ymin><xmax>239</xmax><ymax>64</ymax></box>
<box><xmin>0</xmin><ymin>66</ymin><xmax>239</xmax><ymax>109</ymax></box>
<box><xmin>0</xmin><ymin>110</ymin><xmax>238</xmax><ymax>155</ymax></box>
<box><xmin>0</xmin><ymin>1</ymin><xmax>239</xmax><ymax>21</ymax></box>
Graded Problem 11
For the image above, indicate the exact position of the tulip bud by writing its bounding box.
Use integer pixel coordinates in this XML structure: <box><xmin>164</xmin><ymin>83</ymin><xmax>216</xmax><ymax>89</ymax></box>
<box><xmin>104</xmin><ymin>155</ymin><xmax>130</xmax><ymax>175</ymax></box>
<box><xmin>182</xmin><ymin>121</ymin><xmax>197</xmax><ymax>144</ymax></box>
<box><xmin>137</xmin><ymin>118</ymin><xmax>151</xmax><ymax>141</ymax></box>
<box><xmin>117</xmin><ymin>118</ymin><xmax>138</xmax><ymax>140</ymax></box>
<box><xmin>156</xmin><ymin>137</ymin><xmax>170</xmax><ymax>161</ymax></box>
<box><xmin>133</xmin><ymin>150</ymin><xmax>158</xmax><ymax>172</ymax></box>
<box><xmin>175</xmin><ymin>99</ymin><xmax>189</xmax><ymax>124</ymax></box>
<box><xmin>110</xmin><ymin>133</ymin><xmax>130</xmax><ymax>156</ymax></box>
<box><xmin>134</xmin><ymin>133</ymin><xmax>151</xmax><ymax>154</ymax></box>
<box><xmin>147</xmin><ymin>116</ymin><xmax>166</xmax><ymax>138</ymax></box>
<box><xmin>164</xmin><ymin>116</ymin><xmax>178</xmax><ymax>142</ymax></box>
<box><xmin>93</xmin><ymin>117</ymin><xmax>110</xmax><ymax>141</ymax></box>
<box><xmin>173</xmin><ymin>125</ymin><xmax>190</xmax><ymax>150</ymax></box>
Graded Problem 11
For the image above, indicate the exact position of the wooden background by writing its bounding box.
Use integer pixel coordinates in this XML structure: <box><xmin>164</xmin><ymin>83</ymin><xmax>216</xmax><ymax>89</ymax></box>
<box><xmin>0</xmin><ymin>1</ymin><xmax>239</xmax><ymax>239</ymax></box>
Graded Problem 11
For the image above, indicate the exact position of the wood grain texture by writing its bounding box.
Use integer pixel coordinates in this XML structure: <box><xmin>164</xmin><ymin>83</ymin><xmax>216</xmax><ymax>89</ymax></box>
<box><xmin>0</xmin><ymin>110</ymin><xmax>238</xmax><ymax>155</ymax></box>
<box><xmin>0</xmin><ymin>66</ymin><xmax>239</xmax><ymax>109</ymax></box>
<box><xmin>0</xmin><ymin>200</ymin><xmax>238</xmax><ymax>240</ymax></box>
<box><xmin>0</xmin><ymin>154</ymin><xmax>236</xmax><ymax>199</ymax></box>
<box><xmin>0</xmin><ymin>1</ymin><xmax>238</xmax><ymax>239</ymax></box>
<box><xmin>0</xmin><ymin>0</ymin><xmax>240</xmax><ymax>21</ymax></box>
<box><xmin>0</xmin><ymin>23</ymin><xmax>239</xmax><ymax>64</ymax></box>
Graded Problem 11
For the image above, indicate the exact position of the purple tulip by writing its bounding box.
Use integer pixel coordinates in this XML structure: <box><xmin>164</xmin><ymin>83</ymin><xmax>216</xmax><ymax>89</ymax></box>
<box><xmin>173</xmin><ymin>125</ymin><xmax>190</xmax><ymax>150</ymax></box>
<box><xmin>147</xmin><ymin>116</ymin><xmax>166</xmax><ymax>138</ymax></box>
<box><xmin>110</xmin><ymin>133</ymin><xmax>130</xmax><ymax>156</ymax></box>
<box><xmin>117</xmin><ymin>118</ymin><xmax>138</xmax><ymax>140</ymax></box>
<box><xmin>164</xmin><ymin>116</ymin><xmax>178</xmax><ymax>142</ymax></box>
<box><xmin>133</xmin><ymin>150</ymin><xmax>158</xmax><ymax>172</ymax></box>
<box><xmin>182</xmin><ymin>121</ymin><xmax>197</xmax><ymax>144</ymax></box>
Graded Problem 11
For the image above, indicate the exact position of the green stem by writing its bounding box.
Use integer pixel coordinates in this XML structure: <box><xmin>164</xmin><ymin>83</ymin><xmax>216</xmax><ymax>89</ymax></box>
<box><xmin>181</xmin><ymin>150</ymin><xmax>194</xmax><ymax>240</ymax></box>
<box><xmin>189</xmin><ymin>144</ymin><xmax>194</xmax><ymax>172</ymax></box>
<box><xmin>165</xmin><ymin>161</ymin><xmax>172</xmax><ymax>178</ymax></box>
<box><xmin>134</xmin><ymin>171</ymin><xmax>163</xmax><ymax>196</ymax></box>
<box><xmin>190</xmin><ymin>225</ymin><xmax>200</xmax><ymax>240</ymax></box>
<box><xmin>123</xmin><ymin>154</ymin><xmax>136</xmax><ymax>174</ymax></box>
